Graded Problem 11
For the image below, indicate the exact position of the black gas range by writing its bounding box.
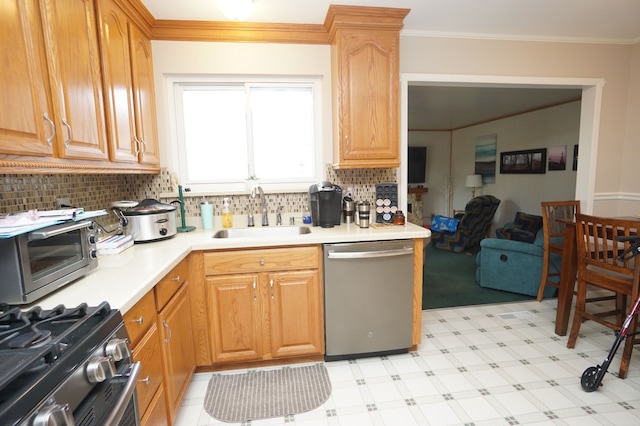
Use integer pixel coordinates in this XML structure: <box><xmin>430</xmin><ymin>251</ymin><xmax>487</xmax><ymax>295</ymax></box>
<box><xmin>0</xmin><ymin>302</ymin><xmax>140</xmax><ymax>425</ymax></box>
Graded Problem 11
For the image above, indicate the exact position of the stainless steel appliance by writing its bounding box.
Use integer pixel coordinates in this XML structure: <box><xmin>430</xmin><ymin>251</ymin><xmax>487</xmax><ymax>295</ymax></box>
<box><xmin>309</xmin><ymin>182</ymin><xmax>342</xmax><ymax>228</ymax></box>
<box><xmin>343</xmin><ymin>196</ymin><xmax>354</xmax><ymax>224</ymax></box>
<box><xmin>0</xmin><ymin>302</ymin><xmax>141</xmax><ymax>425</ymax></box>
<box><xmin>115</xmin><ymin>199</ymin><xmax>178</xmax><ymax>243</ymax></box>
<box><xmin>0</xmin><ymin>220</ymin><xmax>98</xmax><ymax>305</ymax></box>
<box><xmin>323</xmin><ymin>240</ymin><xmax>414</xmax><ymax>361</ymax></box>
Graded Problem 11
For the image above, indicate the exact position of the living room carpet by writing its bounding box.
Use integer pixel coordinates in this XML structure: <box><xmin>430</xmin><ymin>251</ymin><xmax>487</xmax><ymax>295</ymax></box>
<box><xmin>204</xmin><ymin>363</ymin><xmax>331</xmax><ymax>423</ymax></box>
<box><xmin>423</xmin><ymin>242</ymin><xmax>534</xmax><ymax>309</ymax></box>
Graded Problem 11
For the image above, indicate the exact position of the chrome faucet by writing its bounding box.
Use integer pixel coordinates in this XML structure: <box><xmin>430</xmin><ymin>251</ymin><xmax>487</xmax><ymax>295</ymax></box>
<box><xmin>251</xmin><ymin>185</ymin><xmax>268</xmax><ymax>226</ymax></box>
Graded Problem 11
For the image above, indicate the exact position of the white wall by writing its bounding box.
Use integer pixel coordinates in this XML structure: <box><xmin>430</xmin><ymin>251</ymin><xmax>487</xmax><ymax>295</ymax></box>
<box><xmin>409</xmin><ymin>102</ymin><xmax>579</xmax><ymax>229</ymax></box>
<box><xmin>407</xmin><ymin>131</ymin><xmax>450</xmax><ymax>221</ymax></box>
<box><xmin>451</xmin><ymin>102</ymin><xmax>579</xmax><ymax>227</ymax></box>
<box><xmin>151</xmin><ymin>41</ymin><xmax>333</xmax><ymax>177</ymax></box>
<box><xmin>400</xmin><ymin>36</ymin><xmax>639</xmax><ymax>216</ymax></box>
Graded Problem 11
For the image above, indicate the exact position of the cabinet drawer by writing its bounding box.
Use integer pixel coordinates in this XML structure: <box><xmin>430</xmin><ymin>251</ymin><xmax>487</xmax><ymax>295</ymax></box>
<box><xmin>140</xmin><ymin>385</ymin><xmax>167</xmax><ymax>426</ymax></box>
<box><xmin>132</xmin><ymin>323</ymin><xmax>163</xmax><ymax>416</ymax></box>
<box><xmin>204</xmin><ymin>246</ymin><xmax>319</xmax><ymax>275</ymax></box>
<box><xmin>123</xmin><ymin>290</ymin><xmax>156</xmax><ymax>344</ymax></box>
<box><xmin>155</xmin><ymin>259</ymin><xmax>188</xmax><ymax>311</ymax></box>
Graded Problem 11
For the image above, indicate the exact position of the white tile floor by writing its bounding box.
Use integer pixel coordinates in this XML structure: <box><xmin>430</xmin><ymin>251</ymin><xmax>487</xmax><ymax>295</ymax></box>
<box><xmin>175</xmin><ymin>299</ymin><xmax>640</xmax><ymax>425</ymax></box>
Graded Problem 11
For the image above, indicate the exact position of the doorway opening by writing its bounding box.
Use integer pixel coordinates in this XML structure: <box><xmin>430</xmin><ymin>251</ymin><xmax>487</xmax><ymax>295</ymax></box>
<box><xmin>399</xmin><ymin>74</ymin><xmax>604</xmax><ymax>217</ymax></box>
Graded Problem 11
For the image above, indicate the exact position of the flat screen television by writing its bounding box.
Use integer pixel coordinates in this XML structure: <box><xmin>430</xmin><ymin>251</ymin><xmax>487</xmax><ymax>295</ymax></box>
<box><xmin>408</xmin><ymin>146</ymin><xmax>427</xmax><ymax>184</ymax></box>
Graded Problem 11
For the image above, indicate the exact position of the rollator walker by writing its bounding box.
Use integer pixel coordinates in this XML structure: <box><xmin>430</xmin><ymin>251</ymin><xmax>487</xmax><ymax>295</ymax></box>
<box><xmin>580</xmin><ymin>235</ymin><xmax>640</xmax><ymax>392</ymax></box>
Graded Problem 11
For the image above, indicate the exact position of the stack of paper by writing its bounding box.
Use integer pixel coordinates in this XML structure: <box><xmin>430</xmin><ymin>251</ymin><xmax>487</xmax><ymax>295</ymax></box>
<box><xmin>0</xmin><ymin>209</ymin><xmax>108</xmax><ymax>238</ymax></box>
<box><xmin>97</xmin><ymin>234</ymin><xmax>134</xmax><ymax>255</ymax></box>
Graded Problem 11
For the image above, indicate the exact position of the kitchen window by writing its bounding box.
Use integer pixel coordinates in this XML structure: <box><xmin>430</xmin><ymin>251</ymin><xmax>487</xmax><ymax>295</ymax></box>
<box><xmin>172</xmin><ymin>78</ymin><xmax>322</xmax><ymax>193</ymax></box>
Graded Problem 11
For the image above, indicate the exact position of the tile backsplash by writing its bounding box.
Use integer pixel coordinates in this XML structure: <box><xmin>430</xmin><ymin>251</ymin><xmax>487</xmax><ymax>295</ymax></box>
<box><xmin>0</xmin><ymin>166</ymin><xmax>397</xmax><ymax>225</ymax></box>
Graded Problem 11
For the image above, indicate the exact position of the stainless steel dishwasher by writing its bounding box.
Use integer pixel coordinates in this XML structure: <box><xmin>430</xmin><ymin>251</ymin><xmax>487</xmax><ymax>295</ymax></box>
<box><xmin>323</xmin><ymin>240</ymin><xmax>414</xmax><ymax>361</ymax></box>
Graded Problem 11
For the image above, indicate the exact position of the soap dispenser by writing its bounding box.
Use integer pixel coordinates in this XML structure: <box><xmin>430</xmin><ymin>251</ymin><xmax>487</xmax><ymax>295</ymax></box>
<box><xmin>222</xmin><ymin>197</ymin><xmax>233</xmax><ymax>228</ymax></box>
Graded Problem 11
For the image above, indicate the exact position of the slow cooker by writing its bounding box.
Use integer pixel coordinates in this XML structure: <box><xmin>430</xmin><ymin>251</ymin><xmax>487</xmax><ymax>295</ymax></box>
<box><xmin>117</xmin><ymin>198</ymin><xmax>178</xmax><ymax>243</ymax></box>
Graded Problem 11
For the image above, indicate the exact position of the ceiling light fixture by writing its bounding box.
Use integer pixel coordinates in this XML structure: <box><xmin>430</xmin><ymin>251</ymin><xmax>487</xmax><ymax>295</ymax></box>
<box><xmin>219</xmin><ymin>0</ymin><xmax>254</xmax><ymax>21</ymax></box>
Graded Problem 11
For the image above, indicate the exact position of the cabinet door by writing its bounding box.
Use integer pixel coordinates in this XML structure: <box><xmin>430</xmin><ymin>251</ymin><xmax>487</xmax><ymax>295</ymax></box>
<box><xmin>158</xmin><ymin>283</ymin><xmax>195</xmax><ymax>423</ymax></box>
<box><xmin>334</xmin><ymin>30</ymin><xmax>400</xmax><ymax>168</ymax></box>
<box><xmin>129</xmin><ymin>24</ymin><xmax>160</xmax><ymax>166</ymax></box>
<box><xmin>0</xmin><ymin>0</ymin><xmax>54</xmax><ymax>156</ymax></box>
<box><xmin>207</xmin><ymin>274</ymin><xmax>263</xmax><ymax>363</ymax></box>
<box><xmin>40</xmin><ymin>0</ymin><xmax>108</xmax><ymax>160</ymax></box>
<box><xmin>268</xmin><ymin>270</ymin><xmax>324</xmax><ymax>358</ymax></box>
<box><xmin>96</xmin><ymin>0</ymin><xmax>137</xmax><ymax>163</ymax></box>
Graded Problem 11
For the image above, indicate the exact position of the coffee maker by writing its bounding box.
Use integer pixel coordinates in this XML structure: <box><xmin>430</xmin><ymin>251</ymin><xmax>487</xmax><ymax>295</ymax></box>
<box><xmin>308</xmin><ymin>182</ymin><xmax>342</xmax><ymax>227</ymax></box>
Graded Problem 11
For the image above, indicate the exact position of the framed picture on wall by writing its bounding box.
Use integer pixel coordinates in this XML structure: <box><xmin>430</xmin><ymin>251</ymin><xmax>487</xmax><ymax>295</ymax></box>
<box><xmin>548</xmin><ymin>145</ymin><xmax>567</xmax><ymax>171</ymax></box>
<box><xmin>500</xmin><ymin>148</ymin><xmax>547</xmax><ymax>174</ymax></box>
<box><xmin>573</xmin><ymin>144</ymin><xmax>579</xmax><ymax>171</ymax></box>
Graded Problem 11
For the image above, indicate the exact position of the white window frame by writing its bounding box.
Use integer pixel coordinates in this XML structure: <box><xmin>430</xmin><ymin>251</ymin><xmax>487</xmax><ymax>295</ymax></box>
<box><xmin>168</xmin><ymin>75</ymin><xmax>324</xmax><ymax>194</ymax></box>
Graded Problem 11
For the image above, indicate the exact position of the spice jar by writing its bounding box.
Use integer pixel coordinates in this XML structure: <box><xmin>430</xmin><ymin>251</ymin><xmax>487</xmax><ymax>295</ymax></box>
<box><xmin>393</xmin><ymin>210</ymin><xmax>405</xmax><ymax>225</ymax></box>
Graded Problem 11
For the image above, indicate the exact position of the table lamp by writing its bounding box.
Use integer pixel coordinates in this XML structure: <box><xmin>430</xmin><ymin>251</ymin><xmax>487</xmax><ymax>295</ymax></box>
<box><xmin>465</xmin><ymin>174</ymin><xmax>483</xmax><ymax>198</ymax></box>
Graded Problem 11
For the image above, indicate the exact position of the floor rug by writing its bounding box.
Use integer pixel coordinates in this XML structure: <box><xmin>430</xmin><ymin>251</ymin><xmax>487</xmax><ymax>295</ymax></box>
<box><xmin>423</xmin><ymin>242</ymin><xmax>534</xmax><ymax>309</ymax></box>
<box><xmin>204</xmin><ymin>363</ymin><xmax>331</xmax><ymax>423</ymax></box>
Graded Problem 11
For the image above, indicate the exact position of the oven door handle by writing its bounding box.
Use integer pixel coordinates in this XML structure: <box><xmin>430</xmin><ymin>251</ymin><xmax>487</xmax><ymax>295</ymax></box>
<box><xmin>29</xmin><ymin>220</ymin><xmax>92</xmax><ymax>240</ymax></box>
<box><xmin>104</xmin><ymin>361</ymin><xmax>142</xmax><ymax>426</ymax></box>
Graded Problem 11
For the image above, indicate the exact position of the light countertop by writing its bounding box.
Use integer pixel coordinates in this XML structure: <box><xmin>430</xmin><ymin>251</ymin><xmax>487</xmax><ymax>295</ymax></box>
<box><xmin>30</xmin><ymin>222</ymin><xmax>430</xmax><ymax>314</ymax></box>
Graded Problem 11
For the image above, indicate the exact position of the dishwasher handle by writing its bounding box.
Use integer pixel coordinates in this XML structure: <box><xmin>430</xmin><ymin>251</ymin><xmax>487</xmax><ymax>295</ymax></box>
<box><xmin>327</xmin><ymin>246</ymin><xmax>413</xmax><ymax>259</ymax></box>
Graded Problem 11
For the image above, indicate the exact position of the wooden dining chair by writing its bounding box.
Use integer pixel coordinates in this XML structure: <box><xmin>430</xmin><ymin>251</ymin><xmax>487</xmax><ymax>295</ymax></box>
<box><xmin>567</xmin><ymin>214</ymin><xmax>640</xmax><ymax>379</ymax></box>
<box><xmin>536</xmin><ymin>200</ymin><xmax>581</xmax><ymax>301</ymax></box>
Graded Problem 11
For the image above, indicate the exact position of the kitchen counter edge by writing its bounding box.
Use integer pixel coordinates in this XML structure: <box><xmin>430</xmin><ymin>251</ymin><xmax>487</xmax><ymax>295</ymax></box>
<box><xmin>30</xmin><ymin>223</ymin><xmax>431</xmax><ymax>313</ymax></box>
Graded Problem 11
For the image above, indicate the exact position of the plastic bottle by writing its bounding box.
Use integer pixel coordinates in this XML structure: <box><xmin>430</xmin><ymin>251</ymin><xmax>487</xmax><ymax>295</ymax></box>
<box><xmin>200</xmin><ymin>197</ymin><xmax>214</xmax><ymax>229</ymax></box>
<box><xmin>222</xmin><ymin>197</ymin><xmax>233</xmax><ymax>228</ymax></box>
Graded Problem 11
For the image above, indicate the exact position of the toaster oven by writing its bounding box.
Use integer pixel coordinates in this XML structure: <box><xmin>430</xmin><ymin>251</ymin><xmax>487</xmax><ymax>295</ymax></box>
<box><xmin>0</xmin><ymin>220</ymin><xmax>98</xmax><ymax>305</ymax></box>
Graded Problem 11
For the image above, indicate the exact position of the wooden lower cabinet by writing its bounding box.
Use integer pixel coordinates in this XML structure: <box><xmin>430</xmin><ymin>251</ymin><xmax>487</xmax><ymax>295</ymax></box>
<box><xmin>158</xmin><ymin>282</ymin><xmax>195</xmax><ymax>423</ymax></box>
<box><xmin>140</xmin><ymin>386</ymin><xmax>168</xmax><ymax>426</ymax></box>
<box><xmin>124</xmin><ymin>257</ymin><xmax>195</xmax><ymax>426</ymax></box>
<box><xmin>204</xmin><ymin>246</ymin><xmax>324</xmax><ymax>365</ymax></box>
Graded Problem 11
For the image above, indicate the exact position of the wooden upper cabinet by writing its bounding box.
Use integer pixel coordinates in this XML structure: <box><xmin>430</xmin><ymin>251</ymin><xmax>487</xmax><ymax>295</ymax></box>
<box><xmin>97</xmin><ymin>0</ymin><xmax>137</xmax><ymax>163</ymax></box>
<box><xmin>40</xmin><ymin>0</ymin><xmax>109</xmax><ymax>160</ymax></box>
<box><xmin>325</xmin><ymin>6</ymin><xmax>408</xmax><ymax>169</ymax></box>
<box><xmin>129</xmin><ymin>23</ymin><xmax>160</xmax><ymax>166</ymax></box>
<box><xmin>0</xmin><ymin>0</ymin><xmax>54</xmax><ymax>157</ymax></box>
<box><xmin>97</xmin><ymin>0</ymin><xmax>160</xmax><ymax>168</ymax></box>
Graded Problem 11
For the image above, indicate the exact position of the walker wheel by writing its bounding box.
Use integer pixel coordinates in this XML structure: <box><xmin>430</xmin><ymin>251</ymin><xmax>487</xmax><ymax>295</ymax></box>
<box><xmin>581</xmin><ymin>366</ymin><xmax>601</xmax><ymax>392</ymax></box>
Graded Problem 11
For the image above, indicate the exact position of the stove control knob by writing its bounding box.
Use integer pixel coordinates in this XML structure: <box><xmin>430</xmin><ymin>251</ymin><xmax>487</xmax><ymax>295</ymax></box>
<box><xmin>86</xmin><ymin>356</ymin><xmax>116</xmax><ymax>383</ymax></box>
<box><xmin>105</xmin><ymin>338</ymin><xmax>131</xmax><ymax>362</ymax></box>
<box><xmin>33</xmin><ymin>403</ymin><xmax>74</xmax><ymax>426</ymax></box>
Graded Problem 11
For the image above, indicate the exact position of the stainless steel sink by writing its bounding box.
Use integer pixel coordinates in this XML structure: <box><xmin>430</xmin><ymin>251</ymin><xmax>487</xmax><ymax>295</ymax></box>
<box><xmin>213</xmin><ymin>226</ymin><xmax>312</xmax><ymax>239</ymax></box>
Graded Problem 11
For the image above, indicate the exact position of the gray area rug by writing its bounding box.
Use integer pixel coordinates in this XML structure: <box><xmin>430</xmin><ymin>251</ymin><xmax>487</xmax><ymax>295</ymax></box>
<box><xmin>204</xmin><ymin>363</ymin><xmax>331</xmax><ymax>422</ymax></box>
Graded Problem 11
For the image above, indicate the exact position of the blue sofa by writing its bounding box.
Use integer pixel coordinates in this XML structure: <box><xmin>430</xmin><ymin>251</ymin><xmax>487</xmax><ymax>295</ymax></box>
<box><xmin>475</xmin><ymin>231</ymin><xmax>560</xmax><ymax>298</ymax></box>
